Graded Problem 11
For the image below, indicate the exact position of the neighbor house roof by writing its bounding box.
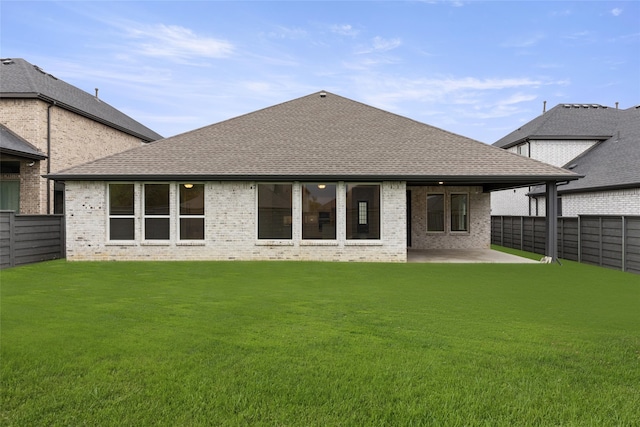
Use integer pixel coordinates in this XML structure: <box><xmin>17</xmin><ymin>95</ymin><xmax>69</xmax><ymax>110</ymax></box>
<box><xmin>0</xmin><ymin>58</ymin><xmax>162</xmax><ymax>142</ymax></box>
<box><xmin>529</xmin><ymin>105</ymin><xmax>640</xmax><ymax>195</ymax></box>
<box><xmin>49</xmin><ymin>91</ymin><xmax>579</xmax><ymax>191</ymax></box>
<box><xmin>0</xmin><ymin>123</ymin><xmax>47</xmax><ymax>160</ymax></box>
<box><xmin>493</xmin><ymin>104</ymin><xmax>620</xmax><ymax>149</ymax></box>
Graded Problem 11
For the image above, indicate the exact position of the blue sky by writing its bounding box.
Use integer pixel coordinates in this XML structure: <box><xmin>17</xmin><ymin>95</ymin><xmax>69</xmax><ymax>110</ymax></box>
<box><xmin>2</xmin><ymin>1</ymin><xmax>639</xmax><ymax>143</ymax></box>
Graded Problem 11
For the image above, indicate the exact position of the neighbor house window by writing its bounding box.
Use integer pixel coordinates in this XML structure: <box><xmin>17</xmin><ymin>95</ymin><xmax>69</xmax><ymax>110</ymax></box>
<box><xmin>109</xmin><ymin>183</ymin><xmax>134</xmax><ymax>240</ymax></box>
<box><xmin>144</xmin><ymin>184</ymin><xmax>170</xmax><ymax>240</ymax></box>
<box><xmin>426</xmin><ymin>194</ymin><xmax>445</xmax><ymax>232</ymax></box>
<box><xmin>0</xmin><ymin>180</ymin><xmax>20</xmax><ymax>213</ymax></box>
<box><xmin>302</xmin><ymin>183</ymin><xmax>336</xmax><ymax>239</ymax></box>
<box><xmin>258</xmin><ymin>184</ymin><xmax>292</xmax><ymax>239</ymax></box>
<box><xmin>346</xmin><ymin>184</ymin><xmax>380</xmax><ymax>239</ymax></box>
<box><xmin>451</xmin><ymin>193</ymin><xmax>468</xmax><ymax>232</ymax></box>
<box><xmin>179</xmin><ymin>184</ymin><xmax>205</xmax><ymax>240</ymax></box>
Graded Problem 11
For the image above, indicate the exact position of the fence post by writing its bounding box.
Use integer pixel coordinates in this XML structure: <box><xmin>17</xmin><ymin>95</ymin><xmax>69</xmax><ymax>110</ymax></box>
<box><xmin>578</xmin><ymin>216</ymin><xmax>582</xmax><ymax>263</ymax></box>
<box><xmin>622</xmin><ymin>216</ymin><xmax>626</xmax><ymax>272</ymax></box>
<box><xmin>500</xmin><ymin>216</ymin><xmax>504</xmax><ymax>247</ymax></box>
<box><xmin>599</xmin><ymin>217</ymin><xmax>603</xmax><ymax>267</ymax></box>
<box><xmin>520</xmin><ymin>216</ymin><xmax>524</xmax><ymax>251</ymax></box>
<box><xmin>8</xmin><ymin>211</ymin><xmax>16</xmax><ymax>268</ymax></box>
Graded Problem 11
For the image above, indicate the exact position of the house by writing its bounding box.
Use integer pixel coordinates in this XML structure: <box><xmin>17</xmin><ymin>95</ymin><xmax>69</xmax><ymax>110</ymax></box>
<box><xmin>49</xmin><ymin>91</ymin><xmax>578</xmax><ymax>262</ymax></box>
<box><xmin>0</xmin><ymin>58</ymin><xmax>162</xmax><ymax>214</ymax></box>
<box><xmin>491</xmin><ymin>104</ymin><xmax>640</xmax><ymax>217</ymax></box>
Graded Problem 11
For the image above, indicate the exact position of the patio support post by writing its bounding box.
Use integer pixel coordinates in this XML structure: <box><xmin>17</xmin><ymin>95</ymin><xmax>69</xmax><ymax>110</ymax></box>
<box><xmin>545</xmin><ymin>181</ymin><xmax>558</xmax><ymax>262</ymax></box>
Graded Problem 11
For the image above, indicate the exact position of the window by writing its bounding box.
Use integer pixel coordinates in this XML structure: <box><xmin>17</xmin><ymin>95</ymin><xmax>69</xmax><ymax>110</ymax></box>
<box><xmin>180</xmin><ymin>184</ymin><xmax>205</xmax><ymax>240</ymax></box>
<box><xmin>0</xmin><ymin>161</ymin><xmax>20</xmax><ymax>174</ymax></box>
<box><xmin>426</xmin><ymin>194</ymin><xmax>445</xmax><ymax>232</ymax></box>
<box><xmin>258</xmin><ymin>184</ymin><xmax>292</xmax><ymax>239</ymax></box>
<box><xmin>144</xmin><ymin>184</ymin><xmax>170</xmax><ymax>240</ymax></box>
<box><xmin>451</xmin><ymin>194</ymin><xmax>468</xmax><ymax>232</ymax></box>
<box><xmin>302</xmin><ymin>183</ymin><xmax>336</xmax><ymax>239</ymax></box>
<box><xmin>109</xmin><ymin>184</ymin><xmax>134</xmax><ymax>240</ymax></box>
<box><xmin>0</xmin><ymin>181</ymin><xmax>20</xmax><ymax>212</ymax></box>
<box><xmin>517</xmin><ymin>144</ymin><xmax>529</xmax><ymax>157</ymax></box>
<box><xmin>346</xmin><ymin>184</ymin><xmax>380</xmax><ymax>239</ymax></box>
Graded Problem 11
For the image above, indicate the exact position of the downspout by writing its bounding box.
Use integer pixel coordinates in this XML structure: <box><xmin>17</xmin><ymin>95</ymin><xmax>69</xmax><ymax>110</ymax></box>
<box><xmin>46</xmin><ymin>101</ymin><xmax>56</xmax><ymax>214</ymax></box>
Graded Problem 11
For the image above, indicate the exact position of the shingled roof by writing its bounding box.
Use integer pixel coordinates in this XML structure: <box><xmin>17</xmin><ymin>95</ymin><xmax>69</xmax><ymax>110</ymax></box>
<box><xmin>0</xmin><ymin>58</ymin><xmax>162</xmax><ymax>142</ymax></box>
<box><xmin>0</xmin><ymin>123</ymin><xmax>47</xmax><ymax>160</ymax></box>
<box><xmin>529</xmin><ymin>105</ymin><xmax>640</xmax><ymax>195</ymax></box>
<box><xmin>50</xmin><ymin>91</ymin><xmax>578</xmax><ymax>191</ymax></box>
<box><xmin>493</xmin><ymin>104</ymin><xmax>620</xmax><ymax>149</ymax></box>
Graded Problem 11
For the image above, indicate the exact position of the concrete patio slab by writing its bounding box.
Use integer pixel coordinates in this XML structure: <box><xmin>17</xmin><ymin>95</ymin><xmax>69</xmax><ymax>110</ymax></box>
<box><xmin>407</xmin><ymin>249</ymin><xmax>539</xmax><ymax>264</ymax></box>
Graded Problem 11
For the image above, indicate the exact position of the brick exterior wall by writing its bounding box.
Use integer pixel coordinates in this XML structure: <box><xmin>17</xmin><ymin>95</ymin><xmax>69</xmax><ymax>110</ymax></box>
<box><xmin>0</xmin><ymin>99</ymin><xmax>147</xmax><ymax>214</ymax></box>
<box><xmin>65</xmin><ymin>181</ymin><xmax>409</xmax><ymax>262</ymax></box>
<box><xmin>409</xmin><ymin>186</ymin><xmax>491</xmax><ymax>250</ymax></box>
<box><xmin>491</xmin><ymin>139</ymin><xmax>599</xmax><ymax>216</ymax></box>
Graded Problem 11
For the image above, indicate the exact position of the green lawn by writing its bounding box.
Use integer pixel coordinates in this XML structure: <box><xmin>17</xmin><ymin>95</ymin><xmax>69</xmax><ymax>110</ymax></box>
<box><xmin>2</xmin><ymin>255</ymin><xmax>639</xmax><ymax>426</ymax></box>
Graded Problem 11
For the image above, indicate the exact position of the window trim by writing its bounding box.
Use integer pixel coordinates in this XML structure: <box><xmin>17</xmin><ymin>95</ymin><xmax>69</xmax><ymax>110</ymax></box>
<box><xmin>301</xmin><ymin>182</ymin><xmax>338</xmax><ymax>241</ymax></box>
<box><xmin>142</xmin><ymin>183</ymin><xmax>171</xmax><ymax>242</ymax></box>
<box><xmin>178</xmin><ymin>183</ymin><xmax>205</xmax><ymax>242</ymax></box>
<box><xmin>107</xmin><ymin>182</ymin><xmax>136</xmax><ymax>242</ymax></box>
<box><xmin>426</xmin><ymin>193</ymin><xmax>446</xmax><ymax>233</ymax></box>
<box><xmin>256</xmin><ymin>182</ymin><xmax>293</xmax><ymax>241</ymax></box>
<box><xmin>450</xmin><ymin>192</ymin><xmax>469</xmax><ymax>233</ymax></box>
<box><xmin>345</xmin><ymin>182</ymin><xmax>382</xmax><ymax>241</ymax></box>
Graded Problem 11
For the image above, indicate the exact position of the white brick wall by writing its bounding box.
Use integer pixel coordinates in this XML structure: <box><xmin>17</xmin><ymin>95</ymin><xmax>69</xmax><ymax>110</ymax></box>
<box><xmin>65</xmin><ymin>181</ymin><xmax>409</xmax><ymax>262</ymax></box>
<box><xmin>491</xmin><ymin>139</ymin><xmax>600</xmax><ymax>216</ymax></box>
<box><xmin>561</xmin><ymin>189</ymin><xmax>640</xmax><ymax>216</ymax></box>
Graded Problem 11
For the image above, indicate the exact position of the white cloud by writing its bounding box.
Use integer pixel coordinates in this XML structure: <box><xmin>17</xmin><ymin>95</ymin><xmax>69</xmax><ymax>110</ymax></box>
<box><xmin>330</xmin><ymin>24</ymin><xmax>359</xmax><ymax>36</ymax></box>
<box><xmin>356</xmin><ymin>36</ymin><xmax>402</xmax><ymax>54</ymax></box>
<box><xmin>265</xmin><ymin>25</ymin><xmax>307</xmax><ymax>40</ymax></box>
<box><xmin>372</xmin><ymin>36</ymin><xmax>402</xmax><ymax>52</ymax></box>
<box><xmin>126</xmin><ymin>23</ymin><xmax>234</xmax><ymax>61</ymax></box>
<box><xmin>611</xmin><ymin>8</ymin><xmax>623</xmax><ymax>17</ymax></box>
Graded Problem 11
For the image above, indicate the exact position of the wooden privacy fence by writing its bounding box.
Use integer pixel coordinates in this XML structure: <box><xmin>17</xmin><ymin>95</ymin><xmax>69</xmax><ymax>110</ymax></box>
<box><xmin>0</xmin><ymin>211</ymin><xmax>65</xmax><ymax>269</ymax></box>
<box><xmin>491</xmin><ymin>215</ymin><xmax>640</xmax><ymax>274</ymax></box>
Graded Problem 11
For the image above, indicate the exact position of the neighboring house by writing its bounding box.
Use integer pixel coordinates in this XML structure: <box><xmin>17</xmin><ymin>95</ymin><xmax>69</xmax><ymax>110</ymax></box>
<box><xmin>49</xmin><ymin>91</ymin><xmax>578</xmax><ymax>262</ymax></box>
<box><xmin>491</xmin><ymin>104</ymin><xmax>640</xmax><ymax>217</ymax></box>
<box><xmin>0</xmin><ymin>58</ymin><xmax>162</xmax><ymax>214</ymax></box>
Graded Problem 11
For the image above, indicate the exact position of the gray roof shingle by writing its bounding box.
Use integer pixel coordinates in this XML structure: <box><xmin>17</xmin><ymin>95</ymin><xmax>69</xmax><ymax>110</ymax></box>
<box><xmin>0</xmin><ymin>58</ymin><xmax>162</xmax><ymax>142</ymax></box>
<box><xmin>493</xmin><ymin>104</ymin><xmax>620</xmax><ymax>149</ymax></box>
<box><xmin>50</xmin><ymin>91</ymin><xmax>578</xmax><ymax>189</ymax></box>
<box><xmin>529</xmin><ymin>106</ymin><xmax>640</xmax><ymax>195</ymax></box>
<box><xmin>0</xmin><ymin>123</ymin><xmax>47</xmax><ymax>160</ymax></box>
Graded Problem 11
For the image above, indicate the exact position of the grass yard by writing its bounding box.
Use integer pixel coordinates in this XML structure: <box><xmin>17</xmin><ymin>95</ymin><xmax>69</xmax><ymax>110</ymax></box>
<box><xmin>1</xmin><ymin>254</ymin><xmax>639</xmax><ymax>426</ymax></box>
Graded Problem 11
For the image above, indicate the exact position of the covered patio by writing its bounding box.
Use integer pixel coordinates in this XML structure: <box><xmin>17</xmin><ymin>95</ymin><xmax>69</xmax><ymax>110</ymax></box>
<box><xmin>407</xmin><ymin>248</ymin><xmax>538</xmax><ymax>264</ymax></box>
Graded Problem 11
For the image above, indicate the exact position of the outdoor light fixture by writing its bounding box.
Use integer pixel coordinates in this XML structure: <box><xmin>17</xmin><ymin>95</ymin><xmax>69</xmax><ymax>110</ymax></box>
<box><xmin>318</xmin><ymin>184</ymin><xmax>326</xmax><ymax>189</ymax></box>
<box><xmin>438</xmin><ymin>181</ymin><xmax>444</xmax><ymax>185</ymax></box>
<box><xmin>183</xmin><ymin>183</ymin><xmax>194</xmax><ymax>189</ymax></box>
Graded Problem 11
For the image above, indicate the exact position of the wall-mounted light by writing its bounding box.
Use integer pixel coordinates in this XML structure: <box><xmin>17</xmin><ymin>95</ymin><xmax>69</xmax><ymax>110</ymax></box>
<box><xmin>183</xmin><ymin>183</ymin><xmax>194</xmax><ymax>189</ymax></box>
<box><xmin>318</xmin><ymin>184</ymin><xmax>326</xmax><ymax>189</ymax></box>
<box><xmin>28</xmin><ymin>161</ymin><xmax>35</xmax><ymax>167</ymax></box>
<box><xmin>438</xmin><ymin>181</ymin><xmax>444</xmax><ymax>185</ymax></box>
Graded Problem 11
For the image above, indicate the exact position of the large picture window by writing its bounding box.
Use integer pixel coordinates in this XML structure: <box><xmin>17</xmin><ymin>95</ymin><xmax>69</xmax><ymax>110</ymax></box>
<box><xmin>346</xmin><ymin>184</ymin><xmax>380</xmax><ymax>239</ymax></box>
<box><xmin>426</xmin><ymin>194</ymin><xmax>445</xmax><ymax>232</ymax></box>
<box><xmin>302</xmin><ymin>184</ymin><xmax>336</xmax><ymax>240</ymax></box>
<box><xmin>451</xmin><ymin>193</ymin><xmax>469</xmax><ymax>232</ymax></box>
<box><xmin>109</xmin><ymin>183</ymin><xmax>134</xmax><ymax>240</ymax></box>
<box><xmin>144</xmin><ymin>184</ymin><xmax>170</xmax><ymax>240</ymax></box>
<box><xmin>258</xmin><ymin>184</ymin><xmax>292</xmax><ymax>239</ymax></box>
<box><xmin>180</xmin><ymin>184</ymin><xmax>205</xmax><ymax>240</ymax></box>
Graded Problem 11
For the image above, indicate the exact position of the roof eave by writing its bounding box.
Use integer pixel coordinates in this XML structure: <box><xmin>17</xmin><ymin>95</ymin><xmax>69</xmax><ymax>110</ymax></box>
<box><xmin>0</xmin><ymin>148</ymin><xmax>48</xmax><ymax>160</ymax></box>
<box><xmin>0</xmin><ymin>92</ymin><xmax>160</xmax><ymax>142</ymax></box>
<box><xmin>46</xmin><ymin>173</ymin><xmax>581</xmax><ymax>187</ymax></box>
<box><xmin>498</xmin><ymin>134</ymin><xmax>612</xmax><ymax>149</ymax></box>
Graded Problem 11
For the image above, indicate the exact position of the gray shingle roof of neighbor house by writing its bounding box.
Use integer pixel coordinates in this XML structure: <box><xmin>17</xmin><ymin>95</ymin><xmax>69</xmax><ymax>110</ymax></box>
<box><xmin>0</xmin><ymin>123</ymin><xmax>47</xmax><ymax>160</ymax></box>
<box><xmin>493</xmin><ymin>104</ymin><xmax>621</xmax><ymax>149</ymax></box>
<box><xmin>0</xmin><ymin>58</ymin><xmax>163</xmax><ymax>142</ymax></box>
<box><xmin>528</xmin><ymin>105</ymin><xmax>640</xmax><ymax>195</ymax></box>
<box><xmin>49</xmin><ymin>91</ymin><xmax>579</xmax><ymax>190</ymax></box>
